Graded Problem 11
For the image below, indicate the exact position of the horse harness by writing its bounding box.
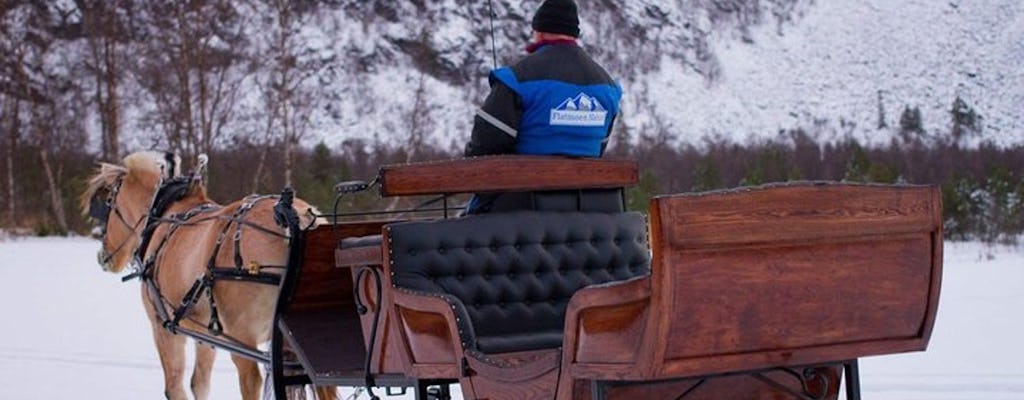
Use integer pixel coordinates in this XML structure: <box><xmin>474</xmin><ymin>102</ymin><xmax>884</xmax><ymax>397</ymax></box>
<box><xmin>103</xmin><ymin>175</ymin><xmax>292</xmax><ymax>338</ymax></box>
<box><xmin>90</xmin><ymin>175</ymin><xmax>146</xmax><ymax>266</ymax></box>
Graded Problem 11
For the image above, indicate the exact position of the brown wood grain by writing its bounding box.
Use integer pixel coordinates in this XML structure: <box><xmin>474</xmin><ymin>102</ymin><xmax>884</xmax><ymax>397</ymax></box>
<box><xmin>643</xmin><ymin>183</ymin><xmax>942</xmax><ymax>381</ymax></box>
<box><xmin>558</xmin><ymin>182</ymin><xmax>943</xmax><ymax>397</ymax></box>
<box><xmin>664</xmin><ymin>235</ymin><xmax>932</xmax><ymax>360</ymax></box>
<box><xmin>465</xmin><ymin>349</ymin><xmax>562</xmax><ymax>400</ymax></box>
<box><xmin>575</xmin><ymin>300</ymin><xmax>648</xmax><ymax>364</ymax></box>
<box><xmin>379</xmin><ymin>155</ymin><xmax>638</xmax><ymax>197</ymax></box>
<box><xmin>292</xmin><ymin>226</ymin><xmax>352</xmax><ymax>312</ymax></box>
<box><xmin>655</xmin><ymin>183</ymin><xmax>936</xmax><ymax>249</ymax></box>
<box><xmin>395</xmin><ymin>306</ymin><xmax>459</xmax><ymax>365</ymax></box>
<box><xmin>336</xmin><ymin>246</ymin><xmax>382</xmax><ymax>267</ymax></box>
<box><xmin>294</xmin><ymin>222</ymin><xmax>387</xmax><ymax>311</ymax></box>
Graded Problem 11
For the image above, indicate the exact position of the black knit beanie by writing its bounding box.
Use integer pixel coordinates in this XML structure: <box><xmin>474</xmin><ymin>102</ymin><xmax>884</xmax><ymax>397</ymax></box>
<box><xmin>531</xmin><ymin>0</ymin><xmax>580</xmax><ymax>38</ymax></box>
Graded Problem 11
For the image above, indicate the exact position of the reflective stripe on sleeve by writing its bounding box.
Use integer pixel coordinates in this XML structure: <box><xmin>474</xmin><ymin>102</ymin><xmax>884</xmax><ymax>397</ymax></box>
<box><xmin>476</xmin><ymin>109</ymin><xmax>518</xmax><ymax>138</ymax></box>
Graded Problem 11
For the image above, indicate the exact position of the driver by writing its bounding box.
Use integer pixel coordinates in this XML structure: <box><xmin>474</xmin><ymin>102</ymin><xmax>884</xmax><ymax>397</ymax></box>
<box><xmin>465</xmin><ymin>0</ymin><xmax>622</xmax><ymax>213</ymax></box>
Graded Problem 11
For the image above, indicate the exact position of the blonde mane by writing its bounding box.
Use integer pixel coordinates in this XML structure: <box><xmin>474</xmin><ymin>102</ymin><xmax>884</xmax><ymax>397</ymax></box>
<box><xmin>80</xmin><ymin>152</ymin><xmax>183</xmax><ymax>214</ymax></box>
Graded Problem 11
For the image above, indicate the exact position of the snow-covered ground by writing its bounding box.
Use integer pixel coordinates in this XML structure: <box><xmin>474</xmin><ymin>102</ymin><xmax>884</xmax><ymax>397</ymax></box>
<box><xmin>0</xmin><ymin>237</ymin><xmax>1021</xmax><ymax>399</ymax></box>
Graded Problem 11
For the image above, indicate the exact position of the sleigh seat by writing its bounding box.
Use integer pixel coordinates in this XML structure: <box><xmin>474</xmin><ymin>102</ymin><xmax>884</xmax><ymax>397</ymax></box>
<box><xmin>384</xmin><ymin>210</ymin><xmax>650</xmax><ymax>399</ymax></box>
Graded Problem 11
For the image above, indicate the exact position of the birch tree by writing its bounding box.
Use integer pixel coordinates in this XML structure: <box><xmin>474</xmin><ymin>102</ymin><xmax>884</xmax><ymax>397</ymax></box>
<box><xmin>256</xmin><ymin>0</ymin><xmax>326</xmax><ymax>188</ymax></box>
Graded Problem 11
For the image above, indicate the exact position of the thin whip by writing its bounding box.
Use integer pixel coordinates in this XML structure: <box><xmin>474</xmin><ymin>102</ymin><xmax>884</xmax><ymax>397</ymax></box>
<box><xmin>487</xmin><ymin>0</ymin><xmax>498</xmax><ymax>68</ymax></box>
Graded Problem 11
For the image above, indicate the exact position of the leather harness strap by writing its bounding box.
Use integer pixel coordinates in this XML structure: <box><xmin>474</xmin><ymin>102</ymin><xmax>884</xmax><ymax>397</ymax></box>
<box><xmin>124</xmin><ymin>178</ymin><xmax>288</xmax><ymax>338</ymax></box>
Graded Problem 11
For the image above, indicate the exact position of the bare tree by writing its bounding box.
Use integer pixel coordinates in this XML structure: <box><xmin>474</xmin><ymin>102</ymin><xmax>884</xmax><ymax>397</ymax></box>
<box><xmin>0</xmin><ymin>1</ymin><xmax>83</xmax><ymax>232</ymax></box>
<box><xmin>0</xmin><ymin>6</ymin><xmax>32</xmax><ymax>227</ymax></box>
<box><xmin>78</xmin><ymin>0</ymin><xmax>133</xmax><ymax>162</ymax></box>
<box><xmin>134</xmin><ymin>0</ymin><xmax>246</xmax><ymax>167</ymax></box>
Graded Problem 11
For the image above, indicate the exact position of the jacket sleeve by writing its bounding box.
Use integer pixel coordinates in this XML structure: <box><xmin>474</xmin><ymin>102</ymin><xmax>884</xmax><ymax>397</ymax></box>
<box><xmin>464</xmin><ymin>81</ymin><xmax>520</xmax><ymax>157</ymax></box>
<box><xmin>600</xmin><ymin>112</ymin><xmax>618</xmax><ymax>155</ymax></box>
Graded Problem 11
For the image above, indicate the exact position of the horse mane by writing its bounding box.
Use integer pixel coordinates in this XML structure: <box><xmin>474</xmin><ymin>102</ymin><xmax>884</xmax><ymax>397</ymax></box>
<box><xmin>80</xmin><ymin>163</ymin><xmax>127</xmax><ymax>215</ymax></box>
<box><xmin>79</xmin><ymin>152</ymin><xmax>187</xmax><ymax>215</ymax></box>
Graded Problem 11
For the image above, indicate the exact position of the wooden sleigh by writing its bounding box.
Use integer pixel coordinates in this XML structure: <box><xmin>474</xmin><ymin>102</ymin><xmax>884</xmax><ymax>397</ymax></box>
<box><xmin>269</xmin><ymin>156</ymin><xmax>943</xmax><ymax>400</ymax></box>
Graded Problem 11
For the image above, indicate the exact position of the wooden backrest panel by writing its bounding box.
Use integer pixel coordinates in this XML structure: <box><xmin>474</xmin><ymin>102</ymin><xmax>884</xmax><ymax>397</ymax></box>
<box><xmin>657</xmin><ymin>182</ymin><xmax>937</xmax><ymax>249</ymax></box>
<box><xmin>379</xmin><ymin>156</ymin><xmax>638</xmax><ymax>197</ymax></box>
<box><xmin>648</xmin><ymin>182</ymin><xmax>942</xmax><ymax>371</ymax></box>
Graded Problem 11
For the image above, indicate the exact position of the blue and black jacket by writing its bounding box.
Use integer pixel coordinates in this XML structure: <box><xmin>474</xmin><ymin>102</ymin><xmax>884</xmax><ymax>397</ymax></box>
<box><xmin>465</xmin><ymin>41</ymin><xmax>622</xmax><ymax>158</ymax></box>
<box><xmin>464</xmin><ymin>41</ymin><xmax>622</xmax><ymax>213</ymax></box>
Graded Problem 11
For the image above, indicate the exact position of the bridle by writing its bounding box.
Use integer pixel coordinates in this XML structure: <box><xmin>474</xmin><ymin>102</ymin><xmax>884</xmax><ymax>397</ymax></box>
<box><xmin>90</xmin><ymin>174</ymin><xmax>147</xmax><ymax>267</ymax></box>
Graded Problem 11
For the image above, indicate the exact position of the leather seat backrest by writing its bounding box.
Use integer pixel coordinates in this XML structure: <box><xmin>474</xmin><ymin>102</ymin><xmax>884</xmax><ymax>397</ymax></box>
<box><xmin>487</xmin><ymin>188</ymin><xmax>626</xmax><ymax>213</ymax></box>
<box><xmin>386</xmin><ymin>211</ymin><xmax>650</xmax><ymax>350</ymax></box>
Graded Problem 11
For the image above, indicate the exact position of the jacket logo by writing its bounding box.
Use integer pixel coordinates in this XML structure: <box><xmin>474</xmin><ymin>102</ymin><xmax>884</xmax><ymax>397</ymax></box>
<box><xmin>550</xmin><ymin>93</ymin><xmax>607</xmax><ymax>127</ymax></box>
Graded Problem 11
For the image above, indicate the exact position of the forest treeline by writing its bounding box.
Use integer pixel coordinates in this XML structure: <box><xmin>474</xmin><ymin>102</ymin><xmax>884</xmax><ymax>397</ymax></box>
<box><xmin>3</xmin><ymin>131</ymin><xmax>1023</xmax><ymax>244</ymax></box>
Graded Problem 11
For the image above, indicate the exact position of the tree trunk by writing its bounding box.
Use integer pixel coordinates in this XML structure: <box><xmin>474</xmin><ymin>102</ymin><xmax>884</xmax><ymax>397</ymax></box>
<box><xmin>83</xmin><ymin>1</ymin><xmax>122</xmax><ymax>163</ymax></box>
<box><xmin>101</xmin><ymin>34</ymin><xmax>121</xmax><ymax>162</ymax></box>
<box><xmin>284</xmin><ymin>138</ymin><xmax>294</xmax><ymax>188</ymax></box>
<box><xmin>252</xmin><ymin>143</ymin><xmax>270</xmax><ymax>193</ymax></box>
<box><xmin>4</xmin><ymin>99</ymin><xmax>18</xmax><ymax>226</ymax></box>
<box><xmin>39</xmin><ymin>149</ymin><xmax>68</xmax><ymax>233</ymax></box>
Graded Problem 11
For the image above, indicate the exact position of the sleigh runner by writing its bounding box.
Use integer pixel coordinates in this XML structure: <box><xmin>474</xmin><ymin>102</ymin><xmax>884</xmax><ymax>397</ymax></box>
<box><xmin>85</xmin><ymin>153</ymin><xmax>942</xmax><ymax>400</ymax></box>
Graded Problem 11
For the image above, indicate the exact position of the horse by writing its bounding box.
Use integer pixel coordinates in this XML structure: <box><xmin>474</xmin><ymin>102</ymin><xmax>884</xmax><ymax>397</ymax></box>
<box><xmin>81</xmin><ymin>151</ymin><xmax>335</xmax><ymax>400</ymax></box>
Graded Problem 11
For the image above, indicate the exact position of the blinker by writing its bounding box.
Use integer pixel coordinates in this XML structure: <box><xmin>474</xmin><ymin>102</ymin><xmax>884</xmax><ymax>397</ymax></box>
<box><xmin>89</xmin><ymin>189</ymin><xmax>112</xmax><ymax>225</ymax></box>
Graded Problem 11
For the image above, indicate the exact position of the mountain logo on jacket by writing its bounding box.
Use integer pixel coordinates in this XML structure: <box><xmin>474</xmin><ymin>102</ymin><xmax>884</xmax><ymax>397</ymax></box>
<box><xmin>550</xmin><ymin>93</ymin><xmax>607</xmax><ymax>127</ymax></box>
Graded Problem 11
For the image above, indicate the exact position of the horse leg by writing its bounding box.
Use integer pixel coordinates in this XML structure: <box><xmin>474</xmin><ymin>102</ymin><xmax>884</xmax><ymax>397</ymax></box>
<box><xmin>315</xmin><ymin>386</ymin><xmax>338</xmax><ymax>400</ymax></box>
<box><xmin>152</xmin><ymin>325</ymin><xmax>189</xmax><ymax>400</ymax></box>
<box><xmin>191</xmin><ymin>342</ymin><xmax>217</xmax><ymax>400</ymax></box>
<box><xmin>232</xmin><ymin>353</ymin><xmax>264</xmax><ymax>400</ymax></box>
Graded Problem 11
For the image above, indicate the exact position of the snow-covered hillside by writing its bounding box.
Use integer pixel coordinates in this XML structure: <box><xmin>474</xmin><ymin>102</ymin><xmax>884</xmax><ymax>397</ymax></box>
<box><xmin>652</xmin><ymin>0</ymin><xmax>1024</xmax><ymax>146</ymax></box>
<box><xmin>1</xmin><ymin>237</ymin><xmax>1022</xmax><ymax>399</ymax></box>
<box><xmin>275</xmin><ymin>0</ymin><xmax>1022</xmax><ymax>149</ymax></box>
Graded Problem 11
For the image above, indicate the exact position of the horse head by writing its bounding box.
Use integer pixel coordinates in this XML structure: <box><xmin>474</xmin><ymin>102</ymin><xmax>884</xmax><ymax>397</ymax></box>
<box><xmin>81</xmin><ymin>151</ymin><xmax>181</xmax><ymax>273</ymax></box>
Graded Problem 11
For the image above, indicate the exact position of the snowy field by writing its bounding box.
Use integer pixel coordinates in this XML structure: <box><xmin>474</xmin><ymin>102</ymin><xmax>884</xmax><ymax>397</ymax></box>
<box><xmin>0</xmin><ymin>237</ymin><xmax>1021</xmax><ymax>399</ymax></box>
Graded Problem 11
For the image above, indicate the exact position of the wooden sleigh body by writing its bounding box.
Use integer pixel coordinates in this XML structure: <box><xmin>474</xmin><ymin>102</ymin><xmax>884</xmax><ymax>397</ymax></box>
<box><xmin>269</xmin><ymin>156</ymin><xmax>943</xmax><ymax>400</ymax></box>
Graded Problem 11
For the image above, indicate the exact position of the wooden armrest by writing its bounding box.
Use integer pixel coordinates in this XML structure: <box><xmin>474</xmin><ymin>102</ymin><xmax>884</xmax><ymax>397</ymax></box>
<box><xmin>560</xmin><ymin>276</ymin><xmax>654</xmax><ymax>385</ymax></box>
<box><xmin>388</xmin><ymin>289</ymin><xmax>468</xmax><ymax>378</ymax></box>
<box><xmin>335</xmin><ymin>247</ymin><xmax>382</xmax><ymax>268</ymax></box>
<box><xmin>567</xmin><ymin>275</ymin><xmax>652</xmax><ymax>313</ymax></box>
<box><xmin>378</xmin><ymin>155</ymin><xmax>638</xmax><ymax>197</ymax></box>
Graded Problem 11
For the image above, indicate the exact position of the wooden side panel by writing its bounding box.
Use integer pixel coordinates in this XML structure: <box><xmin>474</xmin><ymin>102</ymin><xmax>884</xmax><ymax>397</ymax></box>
<box><xmin>646</xmin><ymin>183</ymin><xmax>943</xmax><ymax>378</ymax></box>
<box><xmin>664</xmin><ymin>235</ymin><xmax>932</xmax><ymax>360</ymax></box>
<box><xmin>293</xmin><ymin>225</ymin><xmax>353</xmax><ymax>312</ymax></box>
<box><xmin>656</xmin><ymin>184</ymin><xmax>936</xmax><ymax>249</ymax></box>
<box><xmin>379</xmin><ymin>156</ymin><xmax>638</xmax><ymax>197</ymax></box>
<box><xmin>294</xmin><ymin>222</ymin><xmax>386</xmax><ymax>311</ymax></box>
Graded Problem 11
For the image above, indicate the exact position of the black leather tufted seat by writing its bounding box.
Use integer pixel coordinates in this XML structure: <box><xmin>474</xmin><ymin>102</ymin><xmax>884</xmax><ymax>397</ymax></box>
<box><xmin>386</xmin><ymin>211</ymin><xmax>650</xmax><ymax>354</ymax></box>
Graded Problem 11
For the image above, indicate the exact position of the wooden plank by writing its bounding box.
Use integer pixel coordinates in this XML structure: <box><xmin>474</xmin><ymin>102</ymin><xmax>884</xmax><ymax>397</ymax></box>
<box><xmin>663</xmin><ymin>235</ymin><xmax>933</xmax><ymax>360</ymax></box>
<box><xmin>379</xmin><ymin>155</ymin><xmax>638</xmax><ymax>197</ymax></box>
<box><xmin>654</xmin><ymin>183</ymin><xmax>937</xmax><ymax>249</ymax></box>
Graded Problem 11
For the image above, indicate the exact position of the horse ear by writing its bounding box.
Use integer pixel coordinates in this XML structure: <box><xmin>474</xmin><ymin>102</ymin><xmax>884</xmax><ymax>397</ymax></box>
<box><xmin>195</xmin><ymin>154</ymin><xmax>208</xmax><ymax>176</ymax></box>
<box><xmin>163</xmin><ymin>152</ymin><xmax>181</xmax><ymax>179</ymax></box>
